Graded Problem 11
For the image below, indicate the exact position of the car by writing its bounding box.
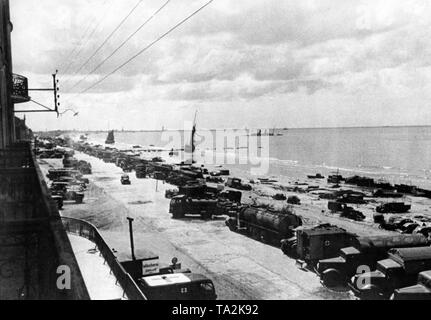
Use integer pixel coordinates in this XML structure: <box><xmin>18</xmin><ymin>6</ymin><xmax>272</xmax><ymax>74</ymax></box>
<box><xmin>121</xmin><ymin>174</ymin><xmax>131</xmax><ymax>185</ymax></box>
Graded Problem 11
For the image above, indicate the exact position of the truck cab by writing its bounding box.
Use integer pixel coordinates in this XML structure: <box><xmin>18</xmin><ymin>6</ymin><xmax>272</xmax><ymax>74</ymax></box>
<box><xmin>139</xmin><ymin>273</ymin><xmax>217</xmax><ymax>300</ymax></box>
<box><xmin>317</xmin><ymin>246</ymin><xmax>362</xmax><ymax>288</ymax></box>
<box><xmin>318</xmin><ymin>234</ymin><xmax>430</xmax><ymax>289</ymax></box>
<box><xmin>392</xmin><ymin>271</ymin><xmax>431</xmax><ymax>300</ymax></box>
<box><xmin>350</xmin><ymin>247</ymin><xmax>431</xmax><ymax>299</ymax></box>
<box><xmin>169</xmin><ymin>195</ymin><xmax>219</xmax><ymax>220</ymax></box>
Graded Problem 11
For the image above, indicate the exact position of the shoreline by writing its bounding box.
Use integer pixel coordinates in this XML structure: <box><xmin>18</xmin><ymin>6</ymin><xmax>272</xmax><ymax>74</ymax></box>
<box><xmin>37</xmin><ymin>136</ymin><xmax>431</xmax><ymax>300</ymax></box>
<box><xmin>38</xmin><ymin>152</ymin><xmax>350</xmax><ymax>300</ymax></box>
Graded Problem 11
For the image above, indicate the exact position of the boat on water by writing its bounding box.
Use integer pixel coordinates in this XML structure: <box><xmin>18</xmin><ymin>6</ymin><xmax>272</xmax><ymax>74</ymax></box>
<box><xmin>251</xmin><ymin>128</ymin><xmax>283</xmax><ymax>137</ymax></box>
<box><xmin>184</xmin><ymin>111</ymin><xmax>197</xmax><ymax>164</ymax></box>
<box><xmin>105</xmin><ymin>130</ymin><xmax>115</xmax><ymax>145</ymax></box>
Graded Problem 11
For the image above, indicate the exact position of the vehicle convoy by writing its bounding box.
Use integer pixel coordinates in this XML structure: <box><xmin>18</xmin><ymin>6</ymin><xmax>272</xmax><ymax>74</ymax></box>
<box><xmin>316</xmin><ymin>234</ymin><xmax>430</xmax><ymax>288</ymax></box>
<box><xmin>281</xmin><ymin>224</ymin><xmax>359</xmax><ymax>266</ymax></box>
<box><xmin>349</xmin><ymin>247</ymin><xmax>431</xmax><ymax>299</ymax></box>
<box><xmin>376</xmin><ymin>202</ymin><xmax>411</xmax><ymax>214</ymax></box>
<box><xmin>170</xmin><ymin>195</ymin><xmax>221</xmax><ymax>219</ymax></box>
<box><xmin>392</xmin><ymin>270</ymin><xmax>431</xmax><ymax>300</ymax></box>
<box><xmin>225</xmin><ymin>206</ymin><xmax>302</xmax><ymax>246</ymax></box>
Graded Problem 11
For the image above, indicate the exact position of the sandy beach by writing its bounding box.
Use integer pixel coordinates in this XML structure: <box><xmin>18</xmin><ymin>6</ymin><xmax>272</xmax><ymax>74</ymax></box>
<box><xmin>37</xmin><ymin>139</ymin><xmax>431</xmax><ymax>300</ymax></box>
<box><xmin>39</xmin><ymin>151</ymin><xmax>354</xmax><ymax>300</ymax></box>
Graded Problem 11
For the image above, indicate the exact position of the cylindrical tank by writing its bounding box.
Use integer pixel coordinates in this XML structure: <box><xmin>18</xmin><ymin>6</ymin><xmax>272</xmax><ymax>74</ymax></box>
<box><xmin>357</xmin><ymin>234</ymin><xmax>429</xmax><ymax>254</ymax></box>
<box><xmin>240</xmin><ymin>207</ymin><xmax>258</xmax><ymax>224</ymax></box>
<box><xmin>239</xmin><ymin>207</ymin><xmax>302</xmax><ymax>235</ymax></box>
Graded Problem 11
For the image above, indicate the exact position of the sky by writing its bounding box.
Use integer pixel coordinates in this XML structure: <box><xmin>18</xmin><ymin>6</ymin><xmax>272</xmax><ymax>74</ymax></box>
<box><xmin>10</xmin><ymin>0</ymin><xmax>431</xmax><ymax>131</ymax></box>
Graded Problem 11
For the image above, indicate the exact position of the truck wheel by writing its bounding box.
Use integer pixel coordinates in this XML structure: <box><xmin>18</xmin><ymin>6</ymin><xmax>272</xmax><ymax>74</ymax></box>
<box><xmin>201</xmin><ymin>212</ymin><xmax>212</xmax><ymax>220</ymax></box>
<box><xmin>75</xmin><ymin>195</ymin><xmax>84</xmax><ymax>204</ymax></box>
<box><xmin>228</xmin><ymin>223</ymin><xmax>237</xmax><ymax>232</ymax></box>
<box><xmin>261</xmin><ymin>231</ymin><xmax>270</xmax><ymax>244</ymax></box>
<box><xmin>172</xmin><ymin>212</ymin><xmax>184</xmax><ymax>219</ymax></box>
<box><xmin>321</xmin><ymin>269</ymin><xmax>343</xmax><ymax>288</ymax></box>
<box><xmin>281</xmin><ymin>240</ymin><xmax>297</xmax><ymax>257</ymax></box>
<box><xmin>360</xmin><ymin>285</ymin><xmax>384</xmax><ymax>300</ymax></box>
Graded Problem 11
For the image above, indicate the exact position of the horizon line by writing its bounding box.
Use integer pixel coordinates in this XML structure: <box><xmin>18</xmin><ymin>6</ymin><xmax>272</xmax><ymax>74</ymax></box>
<box><xmin>35</xmin><ymin>124</ymin><xmax>431</xmax><ymax>133</ymax></box>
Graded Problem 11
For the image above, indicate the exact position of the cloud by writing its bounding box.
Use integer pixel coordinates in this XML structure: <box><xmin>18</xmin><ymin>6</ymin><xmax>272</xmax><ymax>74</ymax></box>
<box><xmin>9</xmin><ymin>0</ymin><xmax>431</xmax><ymax>130</ymax></box>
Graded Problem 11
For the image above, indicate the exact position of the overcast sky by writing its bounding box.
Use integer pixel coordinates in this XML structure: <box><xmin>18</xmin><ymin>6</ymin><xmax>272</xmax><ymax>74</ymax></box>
<box><xmin>10</xmin><ymin>0</ymin><xmax>431</xmax><ymax>131</ymax></box>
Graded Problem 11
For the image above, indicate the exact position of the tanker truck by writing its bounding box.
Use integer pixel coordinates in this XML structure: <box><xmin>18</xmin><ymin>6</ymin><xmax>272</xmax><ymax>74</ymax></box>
<box><xmin>349</xmin><ymin>247</ymin><xmax>431</xmax><ymax>300</ymax></box>
<box><xmin>225</xmin><ymin>206</ymin><xmax>302</xmax><ymax>246</ymax></box>
<box><xmin>317</xmin><ymin>234</ymin><xmax>430</xmax><ymax>289</ymax></box>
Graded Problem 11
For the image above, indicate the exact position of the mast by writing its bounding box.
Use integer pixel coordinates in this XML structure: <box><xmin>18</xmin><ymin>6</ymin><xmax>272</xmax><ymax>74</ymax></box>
<box><xmin>191</xmin><ymin>111</ymin><xmax>197</xmax><ymax>164</ymax></box>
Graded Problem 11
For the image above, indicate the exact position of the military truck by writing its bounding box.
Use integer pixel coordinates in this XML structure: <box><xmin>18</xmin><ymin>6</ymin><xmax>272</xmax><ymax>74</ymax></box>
<box><xmin>392</xmin><ymin>270</ymin><xmax>431</xmax><ymax>300</ymax></box>
<box><xmin>63</xmin><ymin>156</ymin><xmax>79</xmax><ymax>168</ymax></box>
<box><xmin>225</xmin><ymin>206</ymin><xmax>302</xmax><ymax>246</ymax></box>
<box><xmin>138</xmin><ymin>273</ymin><xmax>217</xmax><ymax>300</ymax></box>
<box><xmin>225</xmin><ymin>177</ymin><xmax>252</xmax><ymax>191</ymax></box>
<box><xmin>328</xmin><ymin>202</ymin><xmax>366</xmax><ymax>221</ymax></box>
<box><xmin>376</xmin><ymin>202</ymin><xmax>411</xmax><ymax>214</ymax></box>
<box><xmin>281</xmin><ymin>224</ymin><xmax>358</xmax><ymax>267</ymax></box>
<box><xmin>317</xmin><ymin>234</ymin><xmax>429</xmax><ymax>288</ymax></box>
<box><xmin>77</xmin><ymin>160</ymin><xmax>92</xmax><ymax>175</ymax></box>
<box><xmin>50</xmin><ymin>182</ymin><xmax>84</xmax><ymax>204</ymax></box>
<box><xmin>349</xmin><ymin>247</ymin><xmax>431</xmax><ymax>299</ymax></box>
<box><xmin>219</xmin><ymin>190</ymin><xmax>242</xmax><ymax>203</ymax></box>
<box><xmin>166</xmin><ymin>169</ymin><xmax>203</xmax><ymax>187</ymax></box>
<box><xmin>169</xmin><ymin>195</ymin><xmax>221</xmax><ymax>220</ymax></box>
<box><xmin>135</xmin><ymin>164</ymin><xmax>147</xmax><ymax>179</ymax></box>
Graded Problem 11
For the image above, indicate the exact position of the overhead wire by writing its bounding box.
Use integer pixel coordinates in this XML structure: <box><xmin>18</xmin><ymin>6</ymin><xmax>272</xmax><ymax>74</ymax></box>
<box><xmin>64</xmin><ymin>0</ymin><xmax>146</xmax><ymax>91</ymax></box>
<box><xmin>66</xmin><ymin>0</ymin><xmax>172</xmax><ymax>93</ymax></box>
<box><xmin>64</xmin><ymin>0</ymin><xmax>214</xmax><ymax>106</ymax></box>
<box><xmin>79</xmin><ymin>0</ymin><xmax>213</xmax><ymax>96</ymax></box>
<box><xmin>61</xmin><ymin>0</ymin><xmax>111</xmax><ymax>78</ymax></box>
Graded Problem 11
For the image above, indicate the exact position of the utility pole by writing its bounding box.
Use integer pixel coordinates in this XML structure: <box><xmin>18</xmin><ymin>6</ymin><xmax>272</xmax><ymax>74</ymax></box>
<box><xmin>126</xmin><ymin>217</ymin><xmax>136</xmax><ymax>261</ymax></box>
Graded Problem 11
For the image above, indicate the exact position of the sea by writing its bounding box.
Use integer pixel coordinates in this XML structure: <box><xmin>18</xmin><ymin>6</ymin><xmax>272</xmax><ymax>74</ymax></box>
<box><xmin>79</xmin><ymin>126</ymin><xmax>431</xmax><ymax>189</ymax></box>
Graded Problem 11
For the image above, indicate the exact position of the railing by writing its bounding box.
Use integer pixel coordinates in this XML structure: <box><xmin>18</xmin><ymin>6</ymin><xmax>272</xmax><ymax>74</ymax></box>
<box><xmin>11</xmin><ymin>73</ymin><xmax>30</xmax><ymax>104</ymax></box>
<box><xmin>61</xmin><ymin>216</ymin><xmax>147</xmax><ymax>300</ymax></box>
<box><xmin>0</xmin><ymin>142</ymin><xmax>90</xmax><ymax>299</ymax></box>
